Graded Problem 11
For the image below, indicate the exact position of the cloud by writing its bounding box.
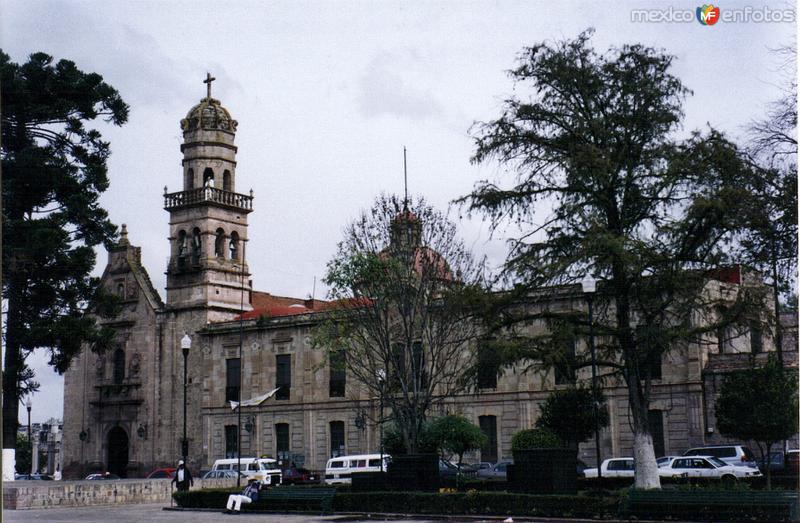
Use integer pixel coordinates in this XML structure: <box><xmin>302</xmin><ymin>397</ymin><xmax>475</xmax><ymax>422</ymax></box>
<box><xmin>357</xmin><ymin>50</ymin><xmax>444</xmax><ymax>120</ymax></box>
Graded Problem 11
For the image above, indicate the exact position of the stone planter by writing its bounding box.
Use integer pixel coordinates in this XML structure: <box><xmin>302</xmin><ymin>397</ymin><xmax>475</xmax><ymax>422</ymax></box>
<box><xmin>511</xmin><ymin>448</ymin><xmax>577</xmax><ymax>494</ymax></box>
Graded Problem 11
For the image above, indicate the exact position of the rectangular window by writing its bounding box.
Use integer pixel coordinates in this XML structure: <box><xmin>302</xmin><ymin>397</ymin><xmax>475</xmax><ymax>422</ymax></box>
<box><xmin>750</xmin><ymin>320</ymin><xmax>763</xmax><ymax>353</ymax></box>
<box><xmin>389</xmin><ymin>343</ymin><xmax>406</xmax><ymax>392</ymax></box>
<box><xmin>478</xmin><ymin>415</ymin><xmax>498</xmax><ymax>463</ymax></box>
<box><xmin>275</xmin><ymin>423</ymin><xmax>290</xmax><ymax>464</ymax></box>
<box><xmin>477</xmin><ymin>342</ymin><xmax>499</xmax><ymax>389</ymax></box>
<box><xmin>276</xmin><ymin>354</ymin><xmax>291</xmax><ymax>400</ymax></box>
<box><xmin>226</xmin><ymin>358</ymin><xmax>241</xmax><ymax>403</ymax></box>
<box><xmin>224</xmin><ymin>425</ymin><xmax>238</xmax><ymax>458</ymax></box>
<box><xmin>648</xmin><ymin>409</ymin><xmax>665</xmax><ymax>458</ymax></box>
<box><xmin>554</xmin><ymin>338</ymin><xmax>576</xmax><ymax>385</ymax></box>
<box><xmin>329</xmin><ymin>350</ymin><xmax>346</xmax><ymax>398</ymax></box>
<box><xmin>330</xmin><ymin>421</ymin><xmax>345</xmax><ymax>458</ymax></box>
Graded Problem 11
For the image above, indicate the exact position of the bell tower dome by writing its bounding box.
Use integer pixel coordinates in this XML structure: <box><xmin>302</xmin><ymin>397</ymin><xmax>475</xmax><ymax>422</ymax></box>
<box><xmin>164</xmin><ymin>73</ymin><xmax>253</xmax><ymax>319</ymax></box>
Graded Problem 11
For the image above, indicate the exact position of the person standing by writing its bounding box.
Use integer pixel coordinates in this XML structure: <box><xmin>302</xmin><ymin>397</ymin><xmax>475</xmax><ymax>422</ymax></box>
<box><xmin>172</xmin><ymin>460</ymin><xmax>194</xmax><ymax>492</ymax></box>
<box><xmin>225</xmin><ymin>479</ymin><xmax>260</xmax><ymax>513</ymax></box>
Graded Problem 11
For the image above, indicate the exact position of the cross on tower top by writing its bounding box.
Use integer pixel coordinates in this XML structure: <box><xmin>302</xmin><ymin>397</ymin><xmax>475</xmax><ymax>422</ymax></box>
<box><xmin>203</xmin><ymin>72</ymin><xmax>216</xmax><ymax>99</ymax></box>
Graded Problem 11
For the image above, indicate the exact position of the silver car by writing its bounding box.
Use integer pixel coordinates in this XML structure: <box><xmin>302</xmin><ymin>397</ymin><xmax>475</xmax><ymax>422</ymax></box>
<box><xmin>476</xmin><ymin>461</ymin><xmax>510</xmax><ymax>479</ymax></box>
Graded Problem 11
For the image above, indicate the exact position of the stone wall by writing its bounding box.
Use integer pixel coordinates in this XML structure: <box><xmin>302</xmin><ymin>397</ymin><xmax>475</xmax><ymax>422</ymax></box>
<box><xmin>3</xmin><ymin>477</ymin><xmax>237</xmax><ymax>510</ymax></box>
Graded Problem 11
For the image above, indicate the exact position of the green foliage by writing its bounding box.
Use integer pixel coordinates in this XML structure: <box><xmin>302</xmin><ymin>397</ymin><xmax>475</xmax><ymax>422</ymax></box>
<box><xmin>535</xmin><ymin>387</ymin><xmax>609</xmax><ymax>448</ymax></box>
<box><xmin>426</xmin><ymin>415</ymin><xmax>487</xmax><ymax>462</ymax></box>
<box><xmin>715</xmin><ymin>355</ymin><xmax>799</xmax><ymax>488</ymax></box>
<box><xmin>382</xmin><ymin>423</ymin><xmax>437</xmax><ymax>455</ymax></box>
<box><xmin>176</xmin><ymin>488</ymin><xmax>618</xmax><ymax>518</ymax></box>
<box><xmin>315</xmin><ymin>194</ymin><xmax>488</xmax><ymax>453</ymax></box>
<box><xmin>1</xmin><ymin>51</ymin><xmax>127</xmax><ymax>447</ymax></box>
<box><xmin>511</xmin><ymin>428</ymin><xmax>563</xmax><ymax>450</ymax></box>
<box><xmin>459</xmin><ymin>30</ymin><xmax>763</xmax><ymax>488</ymax></box>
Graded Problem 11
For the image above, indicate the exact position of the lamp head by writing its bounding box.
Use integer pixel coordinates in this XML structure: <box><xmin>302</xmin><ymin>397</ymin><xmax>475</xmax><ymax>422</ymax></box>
<box><xmin>581</xmin><ymin>276</ymin><xmax>597</xmax><ymax>294</ymax></box>
<box><xmin>180</xmin><ymin>333</ymin><xmax>192</xmax><ymax>351</ymax></box>
<box><xmin>26</xmin><ymin>397</ymin><xmax>32</xmax><ymax>410</ymax></box>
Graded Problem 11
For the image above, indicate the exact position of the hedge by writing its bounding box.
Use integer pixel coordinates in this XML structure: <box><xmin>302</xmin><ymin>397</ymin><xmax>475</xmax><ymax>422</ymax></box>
<box><xmin>332</xmin><ymin>491</ymin><xmax>615</xmax><ymax>519</ymax></box>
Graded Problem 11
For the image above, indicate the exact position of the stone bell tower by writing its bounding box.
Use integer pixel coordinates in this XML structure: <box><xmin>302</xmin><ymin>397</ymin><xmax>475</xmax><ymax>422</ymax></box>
<box><xmin>164</xmin><ymin>73</ymin><xmax>253</xmax><ymax>320</ymax></box>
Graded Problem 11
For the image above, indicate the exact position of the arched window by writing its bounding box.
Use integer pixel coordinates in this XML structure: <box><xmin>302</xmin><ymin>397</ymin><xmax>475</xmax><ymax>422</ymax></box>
<box><xmin>186</xmin><ymin>168</ymin><xmax>194</xmax><ymax>190</ymax></box>
<box><xmin>177</xmin><ymin>230</ymin><xmax>187</xmax><ymax>269</ymax></box>
<box><xmin>116</xmin><ymin>282</ymin><xmax>125</xmax><ymax>298</ymax></box>
<box><xmin>223</xmin><ymin>170</ymin><xmax>232</xmax><ymax>191</ymax></box>
<box><xmin>113</xmin><ymin>348</ymin><xmax>125</xmax><ymax>384</ymax></box>
<box><xmin>215</xmin><ymin>228</ymin><xmax>226</xmax><ymax>258</ymax></box>
<box><xmin>192</xmin><ymin>228</ymin><xmax>202</xmax><ymax>264</ymax></box>
<box><xmin>203</xmin><ymin>167</ymin><xmax>215</xmax><ymax>188</ymax></box>
<box><xmin>229</xmin><ymin>231</ymin><xmax>239</xmax><ymax>260</ymax></box>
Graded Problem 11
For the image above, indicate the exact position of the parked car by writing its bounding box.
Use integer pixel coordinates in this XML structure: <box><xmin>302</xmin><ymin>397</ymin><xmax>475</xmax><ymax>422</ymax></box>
<box><xmin>85</xmin><ymin>472</ymin><xmax>120</xmax><ymax>480</ymax></box>
<box><xmin>281</xmin><ymin>467</ymin><xmax>319</xmax><ymax>485</ymax></box>
<box><xmin>656</xmin><ymin>456</ymin><xmax>681</xmax><ymax>467</ymax></box>
<box><xmin>438</xmin><ymin>459</ymin><xmax>460</xmax><ymax>478</ymax></box>
<box><xmin>659</xmin><ymin>456</ymin><xmax>761</xmax><ymax>481</ymax></box>
<box><xmin>786</xmin><ymin>450</ymin><xmax>800</xmax><ymax>475</ymax></box>
<box><xmin>476</xmin><ymin>461</ymin><xmax>510</xmax><ymax>479</ymax></box>
<box><xmin>584</xmin><ymin>458</ymin><xmax>635</xmax><ymax>479</ymax></box>
<box><xmin>14</xmin><ymin>473</ymin><xmax>53</xmax><ymax>480</ymax></box>
<box><xmin>145</xmin><ymin>467</ymin><xmax>176</xmax><ymax>479</ymax></box>
<box><xmin>683</xmin><ymin>445</ymin><xmax>757</xmax><ymax>468</ymax></box>
<box><xmin>202</xmin><ymin>469</ymin><xmax>246</xmax><ymax>480</ymax></box>
<box><xmin>577</xmin><ymin>459</ymin><xmax>590</xmax><ymax>477</ymax></box>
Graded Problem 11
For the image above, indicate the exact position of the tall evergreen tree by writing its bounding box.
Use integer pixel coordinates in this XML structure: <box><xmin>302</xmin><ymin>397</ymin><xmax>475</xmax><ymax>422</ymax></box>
<box><xmin>1</xmin><ymin>51</ymin><xmax>127</xmax><ymax>475</ymax></box>
<box><xmin>460</xmin><ymin>31</ymin><xmax>761</xmax><ymax>489</ymax></box>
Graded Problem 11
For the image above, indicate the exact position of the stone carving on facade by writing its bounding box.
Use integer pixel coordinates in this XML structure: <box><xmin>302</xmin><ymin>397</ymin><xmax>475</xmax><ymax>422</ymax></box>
<box><xmin>95</xmin><ymin>356</ymin><xmax>105</xmax><ymax>379</ymax></box>
<box><xmin>129</xmin><ymin>353</ymin><xmax>141</xmax><ymax>377</ymax></box>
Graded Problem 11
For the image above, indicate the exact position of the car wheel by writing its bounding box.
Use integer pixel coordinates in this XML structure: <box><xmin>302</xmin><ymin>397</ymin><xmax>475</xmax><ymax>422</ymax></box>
<box><xmin>721</xmin><ymin>474</ymin><xmax>737</xmax><ymax>485</ymax></box>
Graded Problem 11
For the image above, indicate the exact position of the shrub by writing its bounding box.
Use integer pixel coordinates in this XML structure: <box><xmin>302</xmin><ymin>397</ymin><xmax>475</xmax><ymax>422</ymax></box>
<box><xmin>173</xmin><ymin>487</ymin><xmax>238</xmax><ymax>508</ymax></box>
<box><xmin>511</xmin><ymin>428</ymin><xmax>562</xmax><ymax>450</ymax></box>
<box><xmin>332</xmin><ymin>491</ymin><xmax>616</xmax><ymax>518</ymax></box>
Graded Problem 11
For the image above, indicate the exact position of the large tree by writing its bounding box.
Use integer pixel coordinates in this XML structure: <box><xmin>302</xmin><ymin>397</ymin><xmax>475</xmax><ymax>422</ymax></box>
<box><xmin>535</xmin><ymin>386</ymin><xmax>609</xmax><ymax>451</ymax></box>
<box><xmin>1</xmin><ymin>51</ymin><xmax>127</xmax><ymax>476</ymax></box>
<box><xmin>715</xmin><ymin>355</ymin><xmax>799</xmax><ymax>489</ymax></box>
<box><xmin>460</xmin><ymin>31</ymin><xmax>760</xmax><ymax>489</ymax></box>
<box><xmin>737</xmin><ymin>42</ymin><xmax>797</xmax><ymax>365</ymax></box>
<box><xmin>316</xmin><ymin>195</ymin><xmax>486</xmax><ymax>453</ymax></box>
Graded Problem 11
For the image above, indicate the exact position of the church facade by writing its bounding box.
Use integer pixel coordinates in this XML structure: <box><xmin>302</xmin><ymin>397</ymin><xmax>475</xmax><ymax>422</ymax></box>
<box><xmin>62</xmin><ymin>83</ymin><xmax>798</xmax><ymax>478</ymax></box>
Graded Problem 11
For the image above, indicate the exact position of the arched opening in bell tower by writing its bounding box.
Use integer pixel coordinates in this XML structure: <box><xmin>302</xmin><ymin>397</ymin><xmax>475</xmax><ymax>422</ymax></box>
<box><xmin>186</xmin><ymin>168</ymin><xmax>194</xmax><ymax>190</ymax></box>
<box><xmin>223</xmin><ymin>170</ymin><xmax>232</xmax><ymax>191</ymax></box>
<box><xmin>229</xmin><ymin>231</ymin><xmax>239</xmax><ymax>260</ymax></box>
<box><xmin>203</xmin><ymin>168</ymin><xmax>215</xmax><ymax>188</ymax></box>
<box><xmin>192</xmin><ymin>228</ymin><xmax>202</xmax><ymax>264</ymax></box>
<box><xmin>215</xmin><ymin>228</ymin><xmax>226</xmax><ymax>258</ymax></box>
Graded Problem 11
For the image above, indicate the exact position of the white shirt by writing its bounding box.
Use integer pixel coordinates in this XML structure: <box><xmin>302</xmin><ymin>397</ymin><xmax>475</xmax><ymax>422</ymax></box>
<box><xmin>177</xmin><ymin>468</ymin><xmax>185</xmax><ymax>482</ymax></box>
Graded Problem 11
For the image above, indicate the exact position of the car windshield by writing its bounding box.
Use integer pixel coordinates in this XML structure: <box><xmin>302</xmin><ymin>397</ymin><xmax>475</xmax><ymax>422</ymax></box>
<box><xmin>708</xmin><ymin>457</ymin><xmax>727</xmax><ymax>467</ymax></box>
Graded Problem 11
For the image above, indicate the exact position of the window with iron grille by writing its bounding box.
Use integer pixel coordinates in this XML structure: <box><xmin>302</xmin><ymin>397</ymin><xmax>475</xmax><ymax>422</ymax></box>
<box><xmin>226</xmin><ymin>358</ymin><xmax>240</xmax><ymax>403</ymax></box>
<box><xmin>224</xmin><ymin>424</ymin><xmax>238</xmax><ymax>458</ymax></box>
<box><xmin>477</xmin><ymin>341</ymin><xmax>499</xmax><ymax>389</ymax></box>
<box><xmin>329</xmin><ymin>350</ymin><xmax>346</xmax><ymax>398</ymax></box>
<box><xmin>479</xmin><ymin>415</ymin><xmax>497</xmax><ymax>463</ymax></box>
<box><xmin>275</xmin><ymin>423</ymin><xmax>290</xmax><ymax>463</ymax></box>
<box><xmin>330</xmin><ymin>421</ymin><xmax>345</xmax><ymax>458</ymax></box>
<box><xmin>276</xmin><ymin>354</ymin><xmax>291</xmax><ymax>400</ymax></box>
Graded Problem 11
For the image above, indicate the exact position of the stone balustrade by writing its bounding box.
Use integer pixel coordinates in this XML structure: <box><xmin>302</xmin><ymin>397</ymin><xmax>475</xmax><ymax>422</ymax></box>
<box><xmin>3</xmin><ymin>476</ymin><xmax>237</xmax><ymax>510</ymax></box>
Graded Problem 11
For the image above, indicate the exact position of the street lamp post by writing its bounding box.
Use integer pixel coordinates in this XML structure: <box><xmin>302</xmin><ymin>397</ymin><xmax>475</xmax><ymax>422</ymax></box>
<box><xmin>181</xmin><ymin>333</ymin><xmax>192</xmax><ymax>465</ymax></box>
<box><xmin>26</xmin><ymin>398</ymin><xmax>32</xmax><ymax>474</ymax></box>
<box><xmin>581</xmin><ymin>276</ymin><xmax>602</xmax><ymax>491</ymax></box>
<box><xmin>376</xmin><ymin>369</ymin><xmax>386</xmax><ymax>473</ymax></box>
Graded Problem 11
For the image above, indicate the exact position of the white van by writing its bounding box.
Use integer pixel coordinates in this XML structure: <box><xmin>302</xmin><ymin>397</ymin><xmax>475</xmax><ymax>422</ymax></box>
<box><xmin>211</xmin><ymin>457</ymin><xmax>282</xmax><ymax>486</ymax></box>
<box><xmin>324</xmin><ymin>453</ymin><xmax>390</xmax><ymax>485</ymax></box>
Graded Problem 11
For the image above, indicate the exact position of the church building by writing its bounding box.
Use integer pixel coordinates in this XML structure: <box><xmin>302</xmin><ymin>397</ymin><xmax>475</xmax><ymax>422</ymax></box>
<box><xmin>62</xmin><ymin>80</ymin><xmax>797</xmax><ymax>479</ymax></box>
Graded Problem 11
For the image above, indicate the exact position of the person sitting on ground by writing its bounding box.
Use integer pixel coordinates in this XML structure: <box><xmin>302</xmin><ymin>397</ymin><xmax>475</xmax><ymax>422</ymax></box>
<box><xmin>225</xmin><ymin>478</ymin><xmax>260</xmax><ymax>514</ymax></box>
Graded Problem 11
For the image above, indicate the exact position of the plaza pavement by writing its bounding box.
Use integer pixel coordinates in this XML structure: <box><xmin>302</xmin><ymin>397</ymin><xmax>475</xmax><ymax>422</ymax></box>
<box><xmin>2</xmin><ymin>504</ymin><xmax>649</xmax><ymax>523</ymax></box>
<box><xmin>2</xmin><ymin>504</ymin><xmax>530</xmax><ymax>523</ymax></box>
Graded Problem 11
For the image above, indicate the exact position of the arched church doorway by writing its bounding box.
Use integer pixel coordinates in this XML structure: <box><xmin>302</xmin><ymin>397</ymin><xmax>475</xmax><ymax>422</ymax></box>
<box><xmin>107</xmin><ymin>427</ymin><xmax>129</xmax><ymax>478</ymax></box>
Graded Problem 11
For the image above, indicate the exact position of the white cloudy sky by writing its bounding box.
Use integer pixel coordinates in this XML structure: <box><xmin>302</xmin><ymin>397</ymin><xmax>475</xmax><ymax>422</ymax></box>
<box><xmin>3</xmin><ymin>0</ymin><xmax>795</xmax><ymax>423</ymax></box>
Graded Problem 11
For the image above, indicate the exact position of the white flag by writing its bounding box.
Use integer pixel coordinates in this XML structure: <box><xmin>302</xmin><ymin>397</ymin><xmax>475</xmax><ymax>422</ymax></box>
<box><xmin>229</xmin><ymin>387</ymin><xmax>281</xmax><ymax>410</ymax></box>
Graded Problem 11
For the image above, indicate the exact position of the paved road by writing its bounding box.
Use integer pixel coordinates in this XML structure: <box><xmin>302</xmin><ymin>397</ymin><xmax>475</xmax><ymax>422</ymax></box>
<box><xmin>3</xmin><ymin>504</ymin><xmax>522</xmax><ymax>523</ymax></box>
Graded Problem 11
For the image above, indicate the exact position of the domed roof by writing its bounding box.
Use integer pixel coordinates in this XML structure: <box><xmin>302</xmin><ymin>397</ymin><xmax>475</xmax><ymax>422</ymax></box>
<box><xmin>180</xmin><ymin>97</ymin><xmax>238</xmax><ymax>133</ymax></box>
